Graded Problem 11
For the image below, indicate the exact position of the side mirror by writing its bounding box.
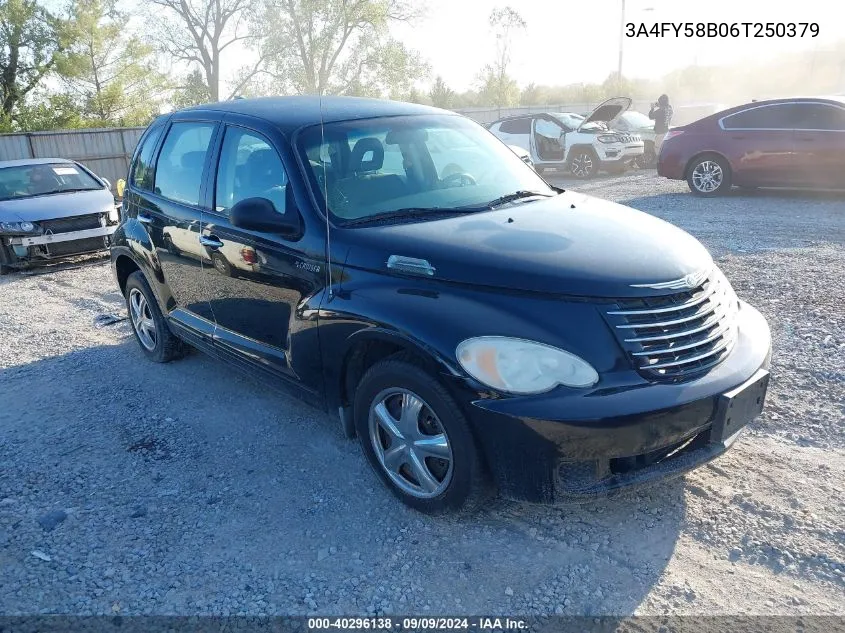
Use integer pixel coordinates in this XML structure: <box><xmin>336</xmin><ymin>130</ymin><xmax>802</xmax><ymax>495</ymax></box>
<box><xmin>230</xmin><ymin>197</ymin><xmax>301</xmax><ymax>238</ymax></box>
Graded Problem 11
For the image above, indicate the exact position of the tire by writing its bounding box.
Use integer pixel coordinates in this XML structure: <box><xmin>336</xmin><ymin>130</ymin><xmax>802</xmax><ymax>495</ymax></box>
<box><xmin>569</xmin><ymin>148</ymin><xmax>599</xmax><ymax>179</ymax></box>
<box><xmin>124</xmin><ymin>271</ymin><xmax>182</xmax><ymax>363</ymax></box>
<box><xmin>353</xmin><ymin>354</ymin><xmax>492</xmax><ymax>514</ymax></box>
<box><xmin>0</xmin><ymin>241</ymin><xmax>15</xmax><ymax>275</ymax></box>
<box><xmin>211</xmin><ymin>252</ymin><xmax>233</xmax><ymax>277</ymax></box>
<box><xmin>687</xmin><ymin>154</ymin><xmax>732</xmax><ymax>196</ymax></box>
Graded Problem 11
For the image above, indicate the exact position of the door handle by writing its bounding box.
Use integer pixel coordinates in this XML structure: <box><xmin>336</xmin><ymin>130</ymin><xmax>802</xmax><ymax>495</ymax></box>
<box><xmin>137</xmin><ymin>213</ymin><xmax>154</xmax><ymax>224</ymax></box>
<box><xmin>199</xmin><ymin>235</ymin><xmax>223</xmax><ymax>249</ymax></box>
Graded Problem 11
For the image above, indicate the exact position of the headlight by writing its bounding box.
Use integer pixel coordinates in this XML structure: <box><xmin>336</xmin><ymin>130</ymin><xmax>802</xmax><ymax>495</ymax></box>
<box><xmin>0</xmin><ymin>221</ymin><xmax>39</xmax><ymax>234</ymax></box>
<box><xmin>597</xmin><ymin>134</ymin><xmax>620</xmax><ymax>144</ymax></box>
<box><xmin>456</xmin><ymin>336</ymin><xmax>599</xmax><ymax>394</ymax></box>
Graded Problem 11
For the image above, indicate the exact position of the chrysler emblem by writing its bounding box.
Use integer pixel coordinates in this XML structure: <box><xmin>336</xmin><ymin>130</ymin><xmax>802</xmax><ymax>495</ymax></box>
<box><xmin>631</xmin><ymin>269</ymin><xmax>708</xmax><ymax>291</ymax></box>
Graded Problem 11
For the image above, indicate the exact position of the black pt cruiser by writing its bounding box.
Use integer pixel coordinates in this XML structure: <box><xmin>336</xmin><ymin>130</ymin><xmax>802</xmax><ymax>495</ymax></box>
<box><xmin>111</xmin><ymin>96</ymin><xmax>771</xmax><ymax>513</ymax></box>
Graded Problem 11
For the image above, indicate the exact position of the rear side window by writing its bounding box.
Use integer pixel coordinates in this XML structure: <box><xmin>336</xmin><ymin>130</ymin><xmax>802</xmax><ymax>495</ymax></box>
<box><xmin>722</xmin><ymin>104</ymin><xmax>798</xmax><ymax>130</ymax></box>
<box><xmin>154</xmin><ymin>122</ymin><xmax>216</xmax><ymax>206</ymax></box>
<box><xmin>215</xmin><ymin>127</ymin><xmax>288</xmax><ymax>214</ymax></box>
<box><xmin>498</xmin><ymin>117</ymin><xmax>531</xmax><ymax>134</ymax></box>
<box><xmin>794</xmin><ymin>103</ymin><xmax>845</xmax><ymax>130</ymax></box>
<box><xmin>130</xmin><ymin>124</ymin><xmax>165</xmax><ymax>190</ymax></box>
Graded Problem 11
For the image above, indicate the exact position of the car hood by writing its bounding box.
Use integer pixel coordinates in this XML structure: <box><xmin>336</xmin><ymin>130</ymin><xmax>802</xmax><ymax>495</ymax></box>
<box><xmin>0</xmin><ymin>189</ymin><xmax>113</xmax><ymax>222</ymax></box>
<box><xmin>340</xmin><ymin>191</ymin><xmax>714</xmax><ymax>298</ymax></box>
<box><xmin>578</xmin><ymin>97</ymin><xmax>632</xmax><ymax>131</ymax></box>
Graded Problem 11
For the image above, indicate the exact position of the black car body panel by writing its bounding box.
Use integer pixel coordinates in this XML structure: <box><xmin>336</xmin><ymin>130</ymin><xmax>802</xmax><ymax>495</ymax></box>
<box><xmin>111</xmin><ymin>97</ymin><xmax>771</xmax><ymax>504</ymax></box>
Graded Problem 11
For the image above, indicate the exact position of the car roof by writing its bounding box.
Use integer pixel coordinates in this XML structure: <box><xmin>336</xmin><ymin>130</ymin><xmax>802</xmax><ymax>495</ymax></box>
<box><xmin>0</xmin><ymin>158</ymin><xmax>75</xmax><ymax>168</ymax></box>
<box><xmin>179</xmin><ymin>96</ymin><xmax>453</xmax><ymax>132</ymax></box>
<box><xmin>731</xmin><ymin>96</ymin><xmax>845</xmax><ymax>109</ymax></box>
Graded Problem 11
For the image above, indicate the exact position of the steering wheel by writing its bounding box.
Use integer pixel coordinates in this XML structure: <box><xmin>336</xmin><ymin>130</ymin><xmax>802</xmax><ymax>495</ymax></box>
<box><xmin>441</xmin><ymin>171</ymin><xmax>477</xmax><ymax>188</ymax></box>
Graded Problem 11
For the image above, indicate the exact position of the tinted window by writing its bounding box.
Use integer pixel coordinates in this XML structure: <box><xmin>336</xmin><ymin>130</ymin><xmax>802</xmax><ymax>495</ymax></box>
<box><xmin>154</xmin><ymin>122</ymin><xmax>215</xmax><ymax>206</ymax></box>
<box><xmin>498</xmin><ymin>117</ymin><xmax>531</xmax><ymax>134</ymax></box>
<box><xmin>130</xmin><ymin>124</ymin><xmax>165</xmax><ymax>190</ymax></box>
<box><xmin>215</xmin><ymin>128</ymin><xmax>287</xmax><ymax>214</ymax></box>
<box><xmin>794</xmin><ymin>103</ymin><xmax>845</xmax><ymax>130</ymax></box>
<box><xmin>722</xmin><ymin>104</ymin><xmax>798</xmax><ymax>130</ymax></box>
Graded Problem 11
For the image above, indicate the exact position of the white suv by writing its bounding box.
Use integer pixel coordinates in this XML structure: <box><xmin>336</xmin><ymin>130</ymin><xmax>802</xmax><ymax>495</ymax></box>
<box><xmin>488</xmin><ymin>97</ymin><xmax>644</xmax><ymax>178</ymax></box>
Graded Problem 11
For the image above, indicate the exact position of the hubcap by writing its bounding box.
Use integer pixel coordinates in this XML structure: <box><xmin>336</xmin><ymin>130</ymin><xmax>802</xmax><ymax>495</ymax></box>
<box><xmin>213</xmin><ymin>255</ymin><xmax>227</xmax><ymax>274</ymax></box>
<box><xmin>692</xmin><ymin>160</ymin><xmax>723</xmax><ymax>192</ymax></box>
<box><xmin>571</xmin><ymin>153</ymin><xmax>594</xmax><ymax>177</ymax></box>
<box><xmin>128</xmin><ymin>288</ymin><xmax>157</xmax><ymax>351</ymax></box>
<box><xmin>368</xmin><ymin>388</ymin><xmax>453</xmax><ymax>499</ymax></box>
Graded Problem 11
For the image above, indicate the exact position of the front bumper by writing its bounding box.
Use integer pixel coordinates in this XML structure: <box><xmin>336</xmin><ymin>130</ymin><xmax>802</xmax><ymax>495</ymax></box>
<box><xmin>10</xmin><ymin>225</ymin><xmax>117</xmax><ymax>247</ymax></box>
<box><xmin>464</xmin><ymin>301</ymin><xmax>772</xmax><ymax>503</ymax></box>
<box><xmin>599</xmin><ymin>142</ymin><xmax>645</xmax><ymax>163</ymax></box>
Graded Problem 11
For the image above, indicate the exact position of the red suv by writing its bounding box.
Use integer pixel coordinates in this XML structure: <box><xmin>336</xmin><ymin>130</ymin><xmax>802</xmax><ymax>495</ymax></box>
<box><xmin>657</xmin><ymin>97</ymin><xmax>845</xmax><ymax>196</ymax></box>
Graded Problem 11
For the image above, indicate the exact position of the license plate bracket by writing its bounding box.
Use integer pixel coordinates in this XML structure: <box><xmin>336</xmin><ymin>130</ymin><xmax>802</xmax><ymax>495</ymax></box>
<box><xmin>711</xmin><ymin>369</ymin><xmax>770</xmax><ymax>443</ymax></box>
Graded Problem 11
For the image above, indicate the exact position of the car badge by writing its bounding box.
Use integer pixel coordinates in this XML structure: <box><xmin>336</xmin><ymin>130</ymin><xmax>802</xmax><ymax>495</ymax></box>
<box><xmin>630</xmin><ymin>269</ymin><xmax>707</xmax><ymax>291</ymax></box>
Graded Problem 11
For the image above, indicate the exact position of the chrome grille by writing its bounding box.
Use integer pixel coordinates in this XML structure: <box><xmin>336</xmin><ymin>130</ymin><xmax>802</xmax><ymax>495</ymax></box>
<box><xmin>604</xmin><ymin>270</ymin><xmax>740</xmax><ymax>383</ymax></box>
<box><xmin>41</xmin><ymin>214</ymin><xmax>102</xmax><ymax>234</ymax></box>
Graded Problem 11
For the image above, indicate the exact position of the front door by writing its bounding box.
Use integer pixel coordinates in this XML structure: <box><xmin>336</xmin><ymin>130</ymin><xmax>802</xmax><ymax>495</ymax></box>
<box><xmin>199</xmin><ymin>124</ymin><xmax>323</xmax><ymax>382</ymax></box>
<box><xmin>135</xmin><ymin>117</ymin><xmax>220</xmax><ymax>337</ymax></box>
<box><xmin>719</xmin><ymin>103</ymin><xmax>797</xmax><ymax>187</ymax></box>
<box><xmin>792</xmin><ymin>102</ymin><xmax>845</xmax><ymax>188</ymax></box>
<box><xmin>531</xmin><ymin>116</ymin><xmax>566</xmax><ymax>164</ymax></box>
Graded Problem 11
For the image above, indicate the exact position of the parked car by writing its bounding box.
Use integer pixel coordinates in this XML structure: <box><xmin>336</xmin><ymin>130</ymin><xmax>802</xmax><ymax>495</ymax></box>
<box><xmin>658</xmin><ymin>96</ymin><xmax>845</xmax><ymax>195</ymax></box>
<box><xmin>112</xmin><ymin>97</ymin><xmax>771</xmax><ymax>513</ymax></box>
<box><xmin>488</xmin><ymin>97</ymin><xmax>644</xmax><ymax>178</ymax></box>
<box><xmin>612</xmin><ymin>111</ymin><xmax>658</xmax><ymax>168</ymax></box>
<box><xmin>0</xmin><ymin>158</ymin><xmax>119</xmax><ymax>274</ymax></box>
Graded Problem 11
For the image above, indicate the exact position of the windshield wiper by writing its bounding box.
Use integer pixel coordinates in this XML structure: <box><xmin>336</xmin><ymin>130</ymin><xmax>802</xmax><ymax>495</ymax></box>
<box><xmin>477</xmin><ymin>190</ymin><xmax>557</xmax><ymax>210</ymax></box>
<box><xmin>341</xmin><ymin>207</ymin><xmax>481</xmax><ymax>227</ymax></box>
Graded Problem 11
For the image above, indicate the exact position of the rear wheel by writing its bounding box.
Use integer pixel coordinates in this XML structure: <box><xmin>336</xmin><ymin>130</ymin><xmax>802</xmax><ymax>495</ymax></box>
<box><xmin>125</xmin><ymin>271</ymin><xmax>182</xmax><ymax>363</ymax></box>
<box><xmin>687</xmin><ymin>154</ymin><xmax>732</xmax><ymax>196</ymax></box>
<box><xmin>354</xmin><ymin>355</ymin><xmax>492</xmax><ymax>514</ymax></box>
<box><xmin>569</xmin><ymin>149</ymin><xmax>598</xmax><ymax>179</ymax></box>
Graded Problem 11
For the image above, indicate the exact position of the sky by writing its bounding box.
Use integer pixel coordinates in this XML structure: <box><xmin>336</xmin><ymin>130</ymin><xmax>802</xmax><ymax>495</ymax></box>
<box><xmin>389</xmin><ymin>0</ymin><xmax>841</xmax><ymax>91</ymax></box>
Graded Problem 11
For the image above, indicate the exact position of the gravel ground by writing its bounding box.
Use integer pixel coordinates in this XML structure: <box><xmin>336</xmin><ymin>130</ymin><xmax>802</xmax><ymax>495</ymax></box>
<box><xmin>0</xmin><ymin>171</ymin><xmax>843</xmax><ymax>617</ymax></box>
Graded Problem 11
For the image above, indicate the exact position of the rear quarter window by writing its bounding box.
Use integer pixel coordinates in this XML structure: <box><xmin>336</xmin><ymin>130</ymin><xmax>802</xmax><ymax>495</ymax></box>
<box><xmin>498</xmin><ymin>118</ymin><xmax>532</xmax><ymax>134</ymax></box>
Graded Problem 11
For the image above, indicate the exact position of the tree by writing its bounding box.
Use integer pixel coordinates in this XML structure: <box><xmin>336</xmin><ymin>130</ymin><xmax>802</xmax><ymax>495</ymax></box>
<box><xmin>0</xmin><ymin>0</ymin><xmax>73</xmax><ymax>122</ymax></box>
<box><xmin>59</xmin><ymin>0</ymin><xmax>166</xmax><ymax>126</ymax></box>
<box><xmin>256</xmin><ymin>0</ymin><xmax>427</xmax><ymax>97</ymax></box>
<box><xmin>171</xmin><ymin>68</ymin><xmax>212</xmax><ymax>108</ymax></box>
<box><xmin>150</xmin><ymin>0</ymin><xmax>259</xmax><ymax>102</ymax></box>
<box><xmin>429</xmin><ymin>76</ymin><xmax>455</xmax><ymax>108</ymax></box>
<box><xmin>475</xmin><ymin>6</ymin><xmax>525</xmax><ymax>107</ymax></box>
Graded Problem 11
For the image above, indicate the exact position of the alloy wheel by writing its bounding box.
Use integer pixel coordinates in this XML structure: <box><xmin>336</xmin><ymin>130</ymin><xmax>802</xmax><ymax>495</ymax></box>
<box><xmin>571</xmin><ymin>152</ymin><xmax>594</xmax><ymax>177</ymax></box>
<box><xmin>128</xmin><ymin>288</ymin><xmax>157</xmax><ymax>351</ymax></box>
<box><xmin>368</xmin><ymin>388</ymin><xmax>453</xmax><ymax>498</ymax></box>
<box><xmin>691</xmin><ymin>160</ymin><xmax>723</xmax><ymax>193</ymax></box>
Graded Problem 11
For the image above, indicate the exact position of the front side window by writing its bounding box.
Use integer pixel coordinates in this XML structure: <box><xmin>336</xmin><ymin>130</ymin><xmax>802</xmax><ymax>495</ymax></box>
<box><xmin>215</xmin><ymin>128</ymin><xmax>288</xmax><ymax>214</ymax></box>
<box><xmin>130</xmin><ymin>123</ymin><xmax>165</xmax><ymax>190</ymax></box>
<box><xmin>722</xmin><ymin>104</ymin><xmax>799</xmax><ymax>130</ymax></box>
<box><xmin>794</xmin><ymin>103</ymin><xmax>845</xmax><ymax>131</ymax></box>
<box><xmin>153</xmin><ymin>122</ymin><xmax>216</xmax><ymax>206</ymax></box>
<box><xmin>0</xmin><ymin>162</ymin><xmax>102</xmax><ymax>201</ymax></box>
<box><xmin>298</xmin><ymin>114</ymin><xmax>553</xmax><ymax>225</ymax></box>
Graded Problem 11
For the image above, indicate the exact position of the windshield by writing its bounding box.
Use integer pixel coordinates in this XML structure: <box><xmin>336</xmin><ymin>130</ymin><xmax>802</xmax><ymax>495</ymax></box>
<box><xmin>0</xmin><ymin>163</ymin><xmax>102</xmax><ymax>201</ymax></box>
<box><xmin>298</xmin><ymin>114</ymin><xmax>553</xmax><ymax>225</ymax></box>
<box><xmin>621</xmin><ymin>111</ymin><xmax>654</xmax><ymax>129</ymax></box>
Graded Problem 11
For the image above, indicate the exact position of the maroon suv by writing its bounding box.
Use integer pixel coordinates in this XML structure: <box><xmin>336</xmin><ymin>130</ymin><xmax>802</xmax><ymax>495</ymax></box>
<box><xmin>657</xmin><ymin>96</ymin><xmax>845</xmax><ymax>196</ymax></box>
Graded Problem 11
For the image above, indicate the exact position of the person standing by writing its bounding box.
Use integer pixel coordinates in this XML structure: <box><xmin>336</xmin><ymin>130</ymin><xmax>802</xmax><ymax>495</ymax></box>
<box><xmin>649</xmin><ymin>94</ymin><xmax>674</xmax><ymax>155</ymax></box>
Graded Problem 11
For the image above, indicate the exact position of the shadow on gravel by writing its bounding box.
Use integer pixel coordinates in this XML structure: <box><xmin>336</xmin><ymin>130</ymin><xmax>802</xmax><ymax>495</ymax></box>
<box><xmin>1</xmin><ymin>340</ymin><xmax>683</xmax><ymax>616</ymax></box>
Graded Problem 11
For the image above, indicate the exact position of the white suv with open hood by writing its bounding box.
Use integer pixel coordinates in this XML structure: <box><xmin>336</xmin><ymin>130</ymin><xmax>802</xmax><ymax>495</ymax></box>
<box><xmin>488</xmin><ymin>97</ymin><xmax>644</xmax><ymax>178</ymax></box>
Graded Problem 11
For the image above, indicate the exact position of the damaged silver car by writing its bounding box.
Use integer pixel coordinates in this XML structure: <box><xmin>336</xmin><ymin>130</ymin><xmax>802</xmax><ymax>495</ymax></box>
<box><xmin>0</xmin><ymin>158</ymin><xmax>119</xmax><ymax>274</ymax></box>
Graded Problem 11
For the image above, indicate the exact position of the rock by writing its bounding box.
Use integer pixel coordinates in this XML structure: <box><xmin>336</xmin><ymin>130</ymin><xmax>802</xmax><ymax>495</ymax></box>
<box><xmin>38</xmin><ymin>510</ymin><xmax>67</xmax><ymax>531</ymax></box>
<box><xmin>505</xmin><ymin>587</ymin><xmax>514</xmax><ymax>596</ymax></box>
<box><xmin>31</xmin><ymin>550</ymin><xmax>51</xmax><ymax>562</ymax></box>
<box><xmin>130</xmin><ymin>505</ymin><xmax>147</xmax><ymax>519</ymax></box>
<box><xmin>317</xmin><ymin>549</ymin><xmax>330</xmax><ymax>562</ymax></box>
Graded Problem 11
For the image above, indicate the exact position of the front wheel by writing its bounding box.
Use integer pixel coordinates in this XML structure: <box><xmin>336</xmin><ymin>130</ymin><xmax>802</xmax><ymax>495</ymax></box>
<box><xmin>687</xmin><ymin>154</ymin><xmax>732</xmax><ymax>196</ymax></box>
<box><xmin>569</xmin><ymin>149</ymin><xmax>598</xmax><ymax>179</ymax></box>
<box><xmin>354</xmin><ymin>355</ymin><xmax>492</xmax><ymax>514</ymax></box>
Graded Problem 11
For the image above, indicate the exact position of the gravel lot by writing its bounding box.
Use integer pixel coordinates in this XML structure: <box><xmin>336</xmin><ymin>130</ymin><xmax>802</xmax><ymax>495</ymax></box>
<box><xmin>0</xmin><ymin>171</ymin><xmax>843</xmax><ymax>617</ymax></box>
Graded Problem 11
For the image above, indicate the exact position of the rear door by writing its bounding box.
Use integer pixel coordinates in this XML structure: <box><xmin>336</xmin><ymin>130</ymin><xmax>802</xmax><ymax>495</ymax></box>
<box><xmin>136</xmin><ymin>114</ymin><xmax>221</xmax><ymax>339</ymax></box>
<box><xmin>718</xmin><ymin>103</ymin><xmax>798</xmax><ymax>186</ymax></box>
<box><xmin>491</xmin><ymin>117</ymin><xmax>533</xmax><ymax>157</ymax></box>
<box><xmin>198</xmin><ymin>121</ymin><xmax>324</xmax><ymax>386</ymax></box>
<box><xmin>792</xmin><ymin>102</ymin><xmax>845</xmax><ymax>188</ymax></box>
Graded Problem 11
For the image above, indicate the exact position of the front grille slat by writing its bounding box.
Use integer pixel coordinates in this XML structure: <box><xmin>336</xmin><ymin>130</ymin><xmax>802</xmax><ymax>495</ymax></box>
<box><xmin>41</xmin><ymin>214</ymin><xmax>102</xmax><ymax>234</ymax></box>
<box><xmin>604</xmin><ymin>270</ymin><xmax>739</xmax><ymax>383</ymax></box>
